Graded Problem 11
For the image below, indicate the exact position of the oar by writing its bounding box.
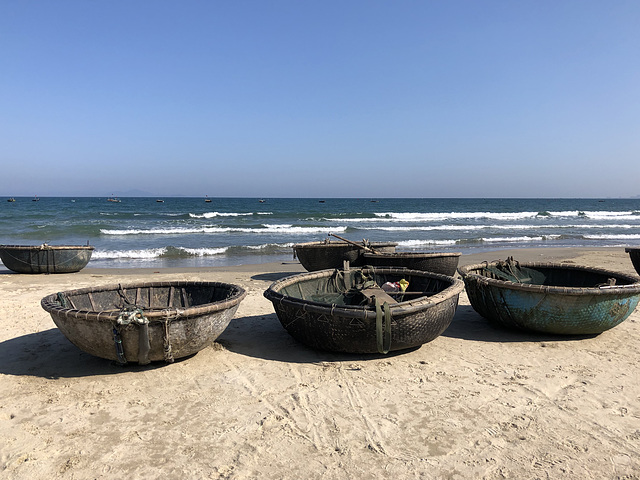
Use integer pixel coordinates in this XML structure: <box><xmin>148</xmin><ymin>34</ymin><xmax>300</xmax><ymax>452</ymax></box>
<box><xmin>329</xmin><ymin>233</ymin><xmax>379</xmax><ymax>254</ymax></box>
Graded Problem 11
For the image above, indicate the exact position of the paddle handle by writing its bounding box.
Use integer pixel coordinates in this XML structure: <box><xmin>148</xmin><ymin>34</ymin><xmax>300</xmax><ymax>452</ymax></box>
<box><xmin>329</xmin><ymin>233</ymin><xmax>378</xmax><ymax>254</ymax></box>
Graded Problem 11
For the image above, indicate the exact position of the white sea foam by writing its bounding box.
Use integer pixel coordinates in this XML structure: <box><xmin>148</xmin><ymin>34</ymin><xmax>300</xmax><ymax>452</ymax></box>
<box><xmin>583</xmin><ymin>234</ymin><xmax>640</xmax><ymax>240</ymax></box>
<box><xmin>356</xmin><ymin>223</ymin><xmax>640</xmax><ymax>233</ymax></box>
<box><xmin>245</xmin><ymin>242</ymin><xmax>295</xmax><ymax>250</ymax></box>
<box><xmin>544</xmin><ymin>211</ymin><xmax>640</xmax><ymax>220</ymax></box>
<box><xmin>482</xmin><ymin>236</ymin><xmax>545</xmax><ymax>243</ymax></box>
<box><xmin>396</xmin><ymin>239</ymin><xmax>458</xmax><ymax>248</ymax></box>
<box><xmin>93</xmin><ymin>246</ymin><xmax>229</xmax><ymax>259</ymax></box>
<box><xmin>92</xmin><ymin>248</ymin><xmax>168</xmax><ymax>259</ymax></box>
<box><xmin>397</xmin><ymin>236</ymin><xmax>550</xmax><ymax>248</ymax></box>
<box><xmin>570</xmin><ymin>224</ymin><xmax>638</xmax><ymax>229</ymax></box>
<box><xmin>189</xmin><ymin>211</ymin><xmax>273</xmax><ymax>219</ymax></box>
<box><xmin>374</xmin><ymin>224</ymin><xmax>541</xmax><ymax>232</ymax></box>
<box><xmin>544</xmin><ymin>211</ymin><xmax>585</xmax><ymax>217</ymax></box>
<box><xmin>370</xmin><ymin>211</ymin><xmax>640</xmax><ymax>222</ymax></box>
<box><xmin>262</xmin><ymin>224</ymin><xmax>345</xmax><ymax>234</ymax></box>
<box><xmin>180</xmin><ymin>247</ymin><xmax>228</xmax><ymax>256</ymax></box>
<box><xmin>101</xmin><ymin>227</ymin><xmax>207</xmax><ymax>235</ymax></box>
<box><xmin>100</xmin><ymin>225</ymin><xmax>347</xmax><ymax>235</ymax></box>
<box><xmin>580</xmin><ymin>212</ymin><xmax>640</xmax><ymax>221</ymax></box>
<box><xmin>374</xmin><ymin>211</ymin><xmax>540</xmax><ymax>221</ymax></box>
<box><xmin>189</xmin><ymin>211</ymin><xmax>256</xmax><ymax>219</ymax></box>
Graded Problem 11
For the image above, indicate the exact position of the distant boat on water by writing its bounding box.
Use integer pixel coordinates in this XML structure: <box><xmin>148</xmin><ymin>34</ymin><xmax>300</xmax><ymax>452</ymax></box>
<box><xmin>7</xmin><ymin>198</ymin><xmax>15</xmax><ymax>202</ymax></box>
<box><xmin>107</xmin><ymin>196</ymin><xmax>121</xmax><ymax>203</ymax></box>
<box><xmin>32</xmin><ymin>195</ymin><xmax>39</xmax><ymax>202</ymax></box>
<box><xmin>156</xmin><ymin>199</ymin><xmax>164</xmax><ymax>203</ymax></box>
<box><xmin>205</xmin><ymin>195</ymin><xmax>212</xmax><ymax>203</ymax></box>
<box><xmin>259</xmin><ymin>199</ymin><xmax>266</xmax><ymax>203</ymax></box>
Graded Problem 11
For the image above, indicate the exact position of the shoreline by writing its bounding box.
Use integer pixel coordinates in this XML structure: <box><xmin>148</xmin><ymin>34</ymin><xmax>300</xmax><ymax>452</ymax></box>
<box><xmin>1</xmin><ymin>246</ymin><xmax>639</xmax><ymax>478</ymax></box>
<box><xmin>2</xmin><ymin>245</ymin><xmax>632</xmax><ymax>276</ymax></box>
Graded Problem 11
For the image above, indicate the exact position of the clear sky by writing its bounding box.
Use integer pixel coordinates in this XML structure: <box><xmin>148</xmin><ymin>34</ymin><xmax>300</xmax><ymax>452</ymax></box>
<box><xmin>1</xmin><ymin>1</ymin><xmax>639</xmax><ymax>198</ymax></box>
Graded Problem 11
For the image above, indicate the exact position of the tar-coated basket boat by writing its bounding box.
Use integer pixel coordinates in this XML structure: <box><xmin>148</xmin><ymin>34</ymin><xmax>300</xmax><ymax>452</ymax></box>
<box><xmin>263</xmin><ymin>266</ymin><xmax>464</xmax><ymax>354</ymax></box>
<box><xmin>362</xmin><ymin>251</ymin><xmax>462</xmax><ymax>276</ymax></box>
<box><xmin>0</xmin><ymin>244</ymin><xmax>94</xmax><ymax>274</ymax></box>
<box><xmin>41</xmin><ymin>281</ymin><xmax>247</xmax><ymax>364</ymax></box>
<box><xmin>625</xmin><ymin>247</ymin><xmax>640</xmax><ymax>276</ymax></box>
<box><xmin>458</xmin><ymin>258</ymin><xmax>640</xmax><ymax>335</ymax></box>
<box><xmin>293</xmin><ymin>240</ymin><xmax>397</xmax><ymax>272</ymax></box>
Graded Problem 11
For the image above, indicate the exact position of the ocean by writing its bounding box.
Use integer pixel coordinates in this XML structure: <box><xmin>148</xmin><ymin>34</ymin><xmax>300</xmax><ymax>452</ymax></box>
<box><xmin>1</xmin><ymin>197</ymin><xmax>639</xmax><ymax>269</ymax></box>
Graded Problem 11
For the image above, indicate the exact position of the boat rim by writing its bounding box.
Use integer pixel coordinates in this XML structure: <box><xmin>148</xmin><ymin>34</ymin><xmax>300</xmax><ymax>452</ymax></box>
<box><xmin>362</xmin><ymin>251</ymin><xmax>461</xmax><ymax>258</ymax></box>
<box><xmin>264</xmin><ymin>266</ymin><xmax>464</xmax><ymax>318</ymax></box>
<box><xmin>457</xmin><ymin>261</ymin><xmax>640</xmax><ymax>296</ymax></box>
<box><xmin>293</xmin><ymin>240</ymin><xmax>398</xmax><ymax>249</ymax></box>
<box><xmin>0</xmin><ymin>244</ymin><xmax>95</xmax><ymax>251</ymax></box>
<box><xmin>41</xmin><ymin>280</ymin><xmax>247</xmax><ymax>321</ymax></box>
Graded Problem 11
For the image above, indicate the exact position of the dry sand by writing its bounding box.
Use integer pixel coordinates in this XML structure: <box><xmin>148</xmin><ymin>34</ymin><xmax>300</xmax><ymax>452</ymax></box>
<box><xmin>1</xmin><ymin>247</ymin><xmax>639</xmax><ymax>479</ymax></box>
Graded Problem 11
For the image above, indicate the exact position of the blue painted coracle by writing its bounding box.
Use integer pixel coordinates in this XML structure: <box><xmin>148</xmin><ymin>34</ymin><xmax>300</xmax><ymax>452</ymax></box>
<box><xmin>458</xmin><ymin>259</ymin><xmax>640</xmax><ymax>335</ymax></box>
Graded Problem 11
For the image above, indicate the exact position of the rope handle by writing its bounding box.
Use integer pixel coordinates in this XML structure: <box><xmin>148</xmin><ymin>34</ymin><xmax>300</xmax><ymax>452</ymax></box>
<box><xmin>375</xmin><ymin>298</ymin><xmax>392</xmax><ymax>354</ymax></box>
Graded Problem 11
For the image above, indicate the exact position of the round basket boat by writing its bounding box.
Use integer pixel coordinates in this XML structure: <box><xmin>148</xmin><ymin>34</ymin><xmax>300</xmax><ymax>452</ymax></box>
<box><xmin>264</xmin><ymin>266</ymin><xmax>464</xmax><ymax>353</ymax></box>
<box><xmin>41</xmin><ymin>281</ymin><xmax>247</xmax><ymax>364</ymax></box>
<box><xmin>362</xmin><ymin>252</ymin><xmax>462</xmax><ymax>276</ymax></box>
<box><xmin>0</xmin><ymin>244</ymin><xmax>94</xmax><ymax>273</ymax></box>
<box><xmin>458</xmin><ymin>259</ymin><xmax>640</xmax><ymax>335</ymax></box>
<box><xmin>625</xmin><ymin>247</ymin><xmax>640</xmax><ymax>276</ymax></box>
<box><xmin>293</xmin><ymin>240</ymin><xmax>397</xmax><ymax>272</ymax></box>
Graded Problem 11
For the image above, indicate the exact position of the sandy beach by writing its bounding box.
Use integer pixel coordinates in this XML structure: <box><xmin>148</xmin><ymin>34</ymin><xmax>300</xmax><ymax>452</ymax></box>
<box><xmin>1</xmin><ymin>247</ymin><xmax>639</xmax><ymax>479</ymax></box>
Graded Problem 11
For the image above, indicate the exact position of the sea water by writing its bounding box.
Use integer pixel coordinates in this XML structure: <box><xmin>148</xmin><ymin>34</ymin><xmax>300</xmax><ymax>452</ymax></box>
<box><xmin>1</xmin><ymin>197</ymin><xmax>639</xmax><ymax>269</ymax></box>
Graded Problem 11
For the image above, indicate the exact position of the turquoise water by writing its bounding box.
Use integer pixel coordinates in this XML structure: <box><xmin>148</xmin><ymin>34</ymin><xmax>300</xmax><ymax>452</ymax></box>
<box><xmin>1</xmin><ymin>197</ymin><xmax>639</xmax><ymax>268</ymax></box>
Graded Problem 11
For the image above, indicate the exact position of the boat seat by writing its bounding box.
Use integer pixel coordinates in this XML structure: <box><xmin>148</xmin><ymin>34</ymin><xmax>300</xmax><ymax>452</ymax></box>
<box><xmin>359</xmin><ymin>285</ymin><xmax>398</xmax><ymax>305</ymax></box>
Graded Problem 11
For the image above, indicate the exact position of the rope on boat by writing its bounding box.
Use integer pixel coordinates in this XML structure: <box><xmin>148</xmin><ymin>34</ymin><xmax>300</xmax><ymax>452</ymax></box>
<box><xmin>330</xmin><ymin>269</ymin><xmax>374</xmax><ymax>295</ymax></box>
<box><xmin>483</xmin><ymin>257</ymin><xmax>545</xmax><ymax>284</ymax></box>
<box><xmin>112</xmin><ymin>326</ymin><xmax>127</xmax><ymax>365</ymax></box>
<box><xmin>375</xmin><ymin>298</ymin><xmax>391</xmax><ymax>354</ymax></box>
<box><xmin>163</xmin><ymin>318</ymin><xmax>174</xmax><ymax>363</ymax></box>
<box><xmin>115</xmin><ymin>306</ymin><xmax>151</xmax><ymax>365</ymax></box>
<box><xmin>116</xmin><ymin>306</ymin><xmax>147</xmax><ymax>326</ymax></box>
<box><xmin>56</xmin><ymin>292</ymin><xmax>70</xmax><ymax>309</ymax></box>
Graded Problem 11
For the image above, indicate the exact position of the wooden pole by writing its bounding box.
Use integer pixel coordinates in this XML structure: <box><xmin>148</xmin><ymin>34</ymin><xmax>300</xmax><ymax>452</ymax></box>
<box><xmin>329</xmin><ymin>233</ymin><xmax>378</xmax><ymax>254</ymax></box>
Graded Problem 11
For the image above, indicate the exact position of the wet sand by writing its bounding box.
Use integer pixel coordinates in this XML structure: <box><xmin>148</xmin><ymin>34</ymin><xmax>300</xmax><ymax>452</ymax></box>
<box><xmin>1</xmin><ymin>247</ymin><xmax>639</xmax><ymax>479</ymax></box>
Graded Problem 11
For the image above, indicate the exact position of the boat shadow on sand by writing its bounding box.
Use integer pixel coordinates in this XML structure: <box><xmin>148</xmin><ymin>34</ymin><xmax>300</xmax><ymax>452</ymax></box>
<box><xmin>0</xmin><ymin>328</ymin><xmax>180</xmax><ymax>379</ymax></box>
<box><xmin>219</xmin><ymin>308</ymin><xmax>598</xmax><ymax>363</ymax></box>
<box><xmin>251</xmin><ymin>271</ymin><xmax>300</xmax><ymax>282</ymax></box>
<box><xmin>442</xmin><ymin>305</ymin><xmax>599</xmax><ymax>343</ymax></box>
<box><xmin>0</xmin><ymin>307</ymin><xmax>597</xmax><ymax>379</ymax></box>
<box><xmin>217</xmin><ymin>313</ymin><xmax>420</xmax><ymax>364</ymax></box>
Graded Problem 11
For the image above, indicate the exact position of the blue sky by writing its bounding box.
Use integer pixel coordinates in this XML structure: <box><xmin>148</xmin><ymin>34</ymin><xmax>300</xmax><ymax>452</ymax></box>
<box><xmin>1</xmin><ymin>1</ymin><xmax>639</xmax><ymax>198</ymax></box>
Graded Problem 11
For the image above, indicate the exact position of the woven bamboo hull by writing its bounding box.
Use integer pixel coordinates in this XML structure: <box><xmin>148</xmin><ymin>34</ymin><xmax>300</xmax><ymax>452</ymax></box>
<box><xmin>293</xmin><ymin>241</ymin><xmax>397</xmax><ymax>271</ymax></box>
<box><xmin>0</xmin><ymin>244</ymin><xmax>94</xmax><ymax>273</ymax></box>
<box><xmin>362</xmin><ymin>252</ymin><xmax>461</xmax><ymax>276</ymax></box>
<box><xmin>625</xmin><ymin>247</ymin><xmax>640</xmax><ymax>276</ymax></box>
<box><xmin>458</xmin><ymin>262</ymin><xmax>640</xmax><ymax>335</ymax></box>
<box><xmin>264</xmin><ymin>267</ymin><xmax>464</xmax><ymax>353</ymax></box>
<box><xmin>41</xmin><ymin>281</ymin><xmax>246</xmax><ymax>363</ymax></box>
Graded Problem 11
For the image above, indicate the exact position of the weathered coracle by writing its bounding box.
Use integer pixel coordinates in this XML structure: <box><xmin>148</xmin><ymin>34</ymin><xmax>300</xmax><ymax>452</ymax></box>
<box><xmin>293</xmin><ymin>240</ymin><xmax>397</xmax><ymax>271</ymax></box>
<box><xmin>625</xmin><ymin>247</ymin><xmax>640</xmax><ymax>276</ymax></box>
<box><xmin>264</xmin><ymin>266</ymin><xmax>464</xmax><ymax>353</ymax></box>
<box><xmin>0</xmin><ymin>244</ymin><xmax>94</xmax><ymax>274</ymax></box>
<box><xmin>41</xmin><ymin>281</ymin><xmax>247</xmax><ymax>364</ymax></box>
<box><xmin>458</xmin><ymin>258</ymin><xmax>640</xmax><ymax>335</ymax></box>
<box><xmin>362</xmin><ymin>251</ymin><xmax>462</xmax><ymax>276</ymax></box>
